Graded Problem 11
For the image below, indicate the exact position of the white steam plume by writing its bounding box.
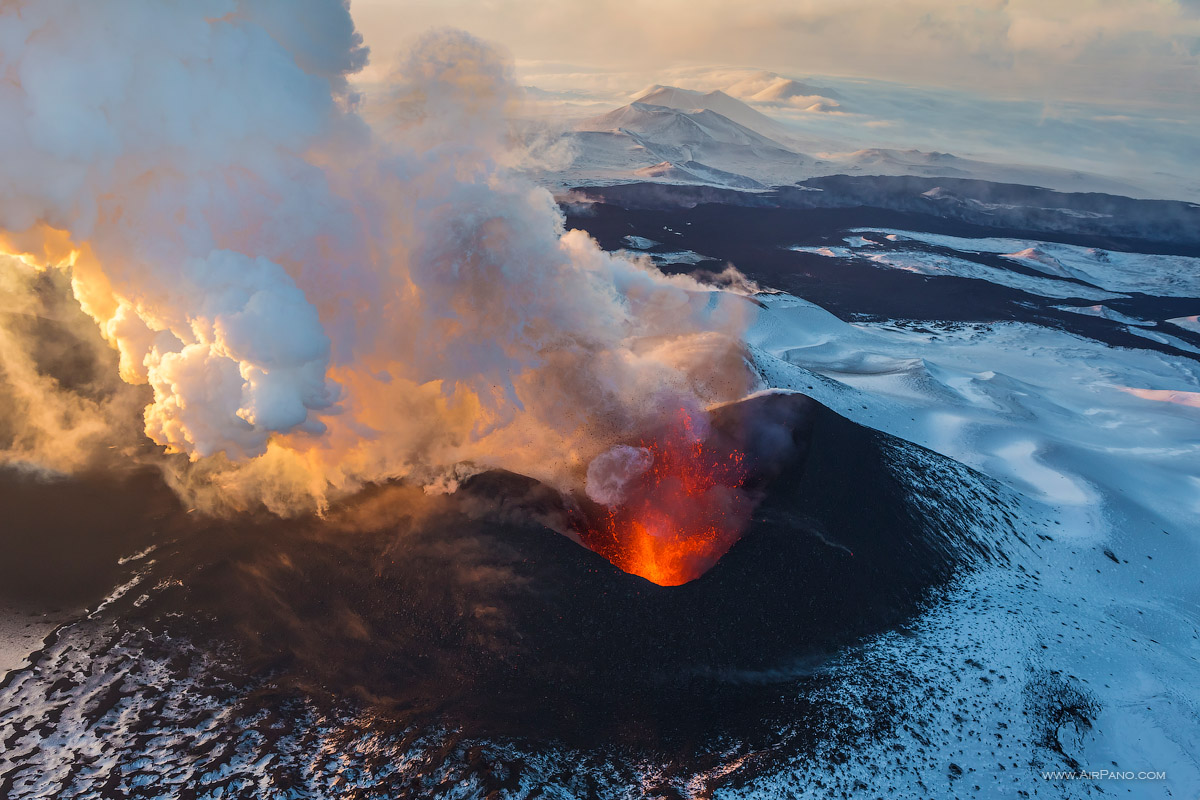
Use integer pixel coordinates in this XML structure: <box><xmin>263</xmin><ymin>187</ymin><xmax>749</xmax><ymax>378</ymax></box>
<box><xmin>585</xmin><ymin>445</ymin><xmax>654</xmax><ymax>507</ymax></box>
<box><xmin>0</xmin><ymin>2</ymin><xmax>756</xmax><ymax>513</ymax></box>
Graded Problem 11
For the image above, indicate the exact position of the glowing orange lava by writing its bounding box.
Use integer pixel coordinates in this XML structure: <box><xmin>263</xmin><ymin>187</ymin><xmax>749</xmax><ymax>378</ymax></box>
<box><xmin>581</xmin><ymin>409</ymin><xmax>749</xmax><ymax>586</ymax></box>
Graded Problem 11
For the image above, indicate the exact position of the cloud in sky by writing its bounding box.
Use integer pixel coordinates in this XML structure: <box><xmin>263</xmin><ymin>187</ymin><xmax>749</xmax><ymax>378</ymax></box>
<box><xmin>351</xmin><ymin>0</ymin><xmax>1200</xmax><ymax>107</ymax></box>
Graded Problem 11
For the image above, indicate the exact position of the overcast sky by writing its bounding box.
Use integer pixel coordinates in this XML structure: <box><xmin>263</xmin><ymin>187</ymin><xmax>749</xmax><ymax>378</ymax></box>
<box><xmin>350</xmin><ymin>0</ymin><xmax>1200</xmax><ymax>108</ymax></box>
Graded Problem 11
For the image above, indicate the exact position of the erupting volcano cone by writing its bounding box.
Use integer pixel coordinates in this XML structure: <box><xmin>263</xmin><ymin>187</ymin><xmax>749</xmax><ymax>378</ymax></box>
<box><xmin>579</xmin><ymin>407</ymin><xmax>752</xmax><ymax>585</ymax></box>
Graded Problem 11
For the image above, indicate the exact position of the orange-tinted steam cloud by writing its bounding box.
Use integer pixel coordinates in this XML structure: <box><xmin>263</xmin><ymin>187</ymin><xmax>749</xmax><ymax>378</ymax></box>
<box><xmin>0</xmin><ymin>2</ymin><xmax>757</xmax><ymax>515</ymax></box>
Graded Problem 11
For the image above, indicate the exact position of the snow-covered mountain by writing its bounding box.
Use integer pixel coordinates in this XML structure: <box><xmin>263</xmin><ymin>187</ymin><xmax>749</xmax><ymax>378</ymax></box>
<box><xmin>631</xmin><ymin>85</ymin><xmax>798</xmax><ymax>142</ymax></box>
<box><xmin>529</xmin><ymin>86</ymin><xmax>1154</xmax><ymax>196</ymax></box>
<box><xmin>583</xmin><ymin>100</ymin><xmax>791</xmax><ymax>150</ymax></box>
<box><xmin>570</xmin><ymin>100</ymin><xmax>813</xmax><ymax>188</ymax></box>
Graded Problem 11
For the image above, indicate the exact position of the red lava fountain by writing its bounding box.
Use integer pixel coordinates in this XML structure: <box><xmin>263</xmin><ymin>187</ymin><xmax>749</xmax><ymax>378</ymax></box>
<box><xmin>580</xmin><ymin>409</ymin><xmax>750</xmax><ymax>586</ymax></box>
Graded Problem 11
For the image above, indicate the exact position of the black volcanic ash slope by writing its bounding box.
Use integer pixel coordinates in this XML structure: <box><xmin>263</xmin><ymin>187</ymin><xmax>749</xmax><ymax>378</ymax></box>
<box><xmin>0</xmin><ymin>394</ymin><xmax>1026</xmax><ymax>798</ymax></box>
<box><xmin>563</xmin><ymin>190</ymin><xmax>1200</xmax><ymax>363</ymax></box>
<box><xmin>570</xmin><ymin>176</ymin><xmax>1200</xmax><ymax>249</ymax></box>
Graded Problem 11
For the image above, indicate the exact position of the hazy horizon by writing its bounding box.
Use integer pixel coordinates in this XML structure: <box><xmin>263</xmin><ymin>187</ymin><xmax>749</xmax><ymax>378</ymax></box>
<box><xmin>348</xmin><ymin>1</ymin><xmax>1200</xmax><ymax>202</ymax></box>
<box><xmin>351</xmin><ymin>0</ymin><xmax>1200</xmax><ymax>109</ymax></box>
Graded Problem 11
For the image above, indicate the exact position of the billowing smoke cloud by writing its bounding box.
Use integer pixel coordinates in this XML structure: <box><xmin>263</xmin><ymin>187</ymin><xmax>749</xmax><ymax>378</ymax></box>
<box><xmin>0</xmin><ymin>1</ymin><xmax>755</xmax><ymax>513</ymax></box>
<box><xmin>0</xmin><ymin>255</ymin><xmax>148</xmax><ymax>474</ymax></box>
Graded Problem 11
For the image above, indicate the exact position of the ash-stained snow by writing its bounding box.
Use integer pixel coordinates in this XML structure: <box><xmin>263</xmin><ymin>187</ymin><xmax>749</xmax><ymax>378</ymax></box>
<box><xmin>789</xmin><ymin>245</ymin><xmax>1122</xmax><ymax>301</ymax></box>
<box><xmin>621</xmin><ymin>235</ymin><xmax>660</xmax><ymax>249</ymax></box>
<box><xmin>1052</xmin><ymin>304</ymin><xmax>1152</xmax><ymax>326</ymax></box>
<box><xmin>648</xmin><ymin>250</ymin><xmax>712</xmax><ymax>265</ymax></box>
<box><xmin>0</xmin><ymin>440</ymin><xmax>1065</xmax><ymax>800</ymax></box>
<box><xmin>851</xmin><ymin>228</ymin><xmax>1200</xmax><ymax>297</ymax></box>
<box><xmin>1125</xmin><ymin>325</ymin><xmax>1200</xmax><ymax>355</ymax></box>
<box><xmin>1166</xmin><ymin>315</ymin><xmax>1200</xmax><ymax>335</ymax></box>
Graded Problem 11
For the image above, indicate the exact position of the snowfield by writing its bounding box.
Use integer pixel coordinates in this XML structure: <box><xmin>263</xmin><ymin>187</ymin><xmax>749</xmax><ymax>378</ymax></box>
<box><xmin>790</xmin><ymin>243</ymin><xmax>1124</xmax><ymax>301</ymax></box>
<box><xmin>851</xmin><ymin>228</ymin><xmax>1200</xmax><ymax>297</ymax></box>
<box><xmin>742</xmin><ymin>290</ymin><xmax>1200</xmax><ymax>797</ymax></box>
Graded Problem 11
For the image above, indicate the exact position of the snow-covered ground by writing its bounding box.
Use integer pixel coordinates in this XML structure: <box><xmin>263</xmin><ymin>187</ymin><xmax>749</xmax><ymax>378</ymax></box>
<box><xmin>1167</xmin><ymin>315</ymin><xmax>1200</xmax><ymax>336</ymax></box>
<box><xmin>789</xmin><ymin>243</ymin><xmax>1124</xmax><ymax>301</ymax></box>
<box><xmin>852</xmin><ymin>229</ymin><xmax>1200</xmax><ymax>298</ymax></box>
<box><xmin>0</xmin><ymin>604</ymin><xmax>77</xmax><ymax>678</ymax></box>
<box><xmin>741</xmin><ymin>289</ymin><xmax>1200</xmax><ymax>796</ymax></box>
<box><xmin>1052</xmin><ymin>304</ymin><xmax>1153</xmax><ymax>326</ymax></box>
<box><xmin>749</xmin><ymin>293</ymin><xmax>1200</xmax><ymax>545</ymax></box>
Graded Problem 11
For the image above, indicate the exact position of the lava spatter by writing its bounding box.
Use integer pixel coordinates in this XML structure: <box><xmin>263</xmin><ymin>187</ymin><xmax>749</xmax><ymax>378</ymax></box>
<box><xmin>580</xmin><ymin>408</ymin><xmax>749</xmax><ymax>585</ymax></box>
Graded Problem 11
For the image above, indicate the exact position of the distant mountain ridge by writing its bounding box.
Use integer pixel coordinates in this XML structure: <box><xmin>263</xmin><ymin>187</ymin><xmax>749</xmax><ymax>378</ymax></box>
<box><xmin>582</xmin><ymin>101</ymin><xmax>793</xmax><ymax>151</ymax></box>
<box><xmin>574</xmin><ymin>98</ymin><xmax>812</xmax><ymax>188</ymax></box>
<box><xmin>631</xmin><ymin>85</ymin><xmax>796</xmax><ymax>142</ymax></box>
<box><xmin>532</xmin><ymin>85</ymin><xmax>1154</xmax><ymax>198</ymax></box>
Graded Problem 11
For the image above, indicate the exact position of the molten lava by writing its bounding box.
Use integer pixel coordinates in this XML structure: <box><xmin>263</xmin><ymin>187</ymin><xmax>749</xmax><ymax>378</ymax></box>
<box><xmin>580</xmin><ymin>409</ymin><xmax>749</xmax><ymax>586</ymax></box>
